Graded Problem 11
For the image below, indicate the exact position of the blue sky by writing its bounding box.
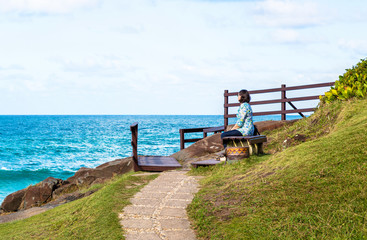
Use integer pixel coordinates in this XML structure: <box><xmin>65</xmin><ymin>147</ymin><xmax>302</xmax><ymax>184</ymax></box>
<box><xmin>0</xmin><ymin>0</ymin><xmax>366</xmax><ymax>115</ymax></box>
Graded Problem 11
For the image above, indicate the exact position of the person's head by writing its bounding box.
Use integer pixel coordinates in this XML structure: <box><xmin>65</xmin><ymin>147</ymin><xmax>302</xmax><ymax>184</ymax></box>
<box><xmin>238</xmin><ymin>89</ymin><xmax>251</xmax><ymax>103</ymax></box>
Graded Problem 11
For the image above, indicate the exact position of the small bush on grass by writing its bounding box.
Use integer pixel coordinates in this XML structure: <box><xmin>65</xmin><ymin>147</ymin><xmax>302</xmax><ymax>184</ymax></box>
<box><xmin>321</xmin><ymin>58</ymin><xmax>367</xmax><ymax>103</ymax></box>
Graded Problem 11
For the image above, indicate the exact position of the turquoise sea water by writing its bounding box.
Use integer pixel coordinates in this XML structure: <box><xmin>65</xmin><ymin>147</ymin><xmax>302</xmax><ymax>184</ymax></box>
<box><xmin>0</xmin><ymin>115</ymin><xmax>301</xmax><ymax>204</ymax></box>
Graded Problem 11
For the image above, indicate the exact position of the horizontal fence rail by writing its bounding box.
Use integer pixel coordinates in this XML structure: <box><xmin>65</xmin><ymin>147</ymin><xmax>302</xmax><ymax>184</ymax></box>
<box><xmin>224</xmin><ymin>82</ymin><xmax>334</xmax><ymax>127</ymax></box>
<box><xmin>180</xmin><ymin>81</ymin><xmax>334</xmax><ymax>149</ymax></box>
<box><xmin>179</xmin><ymin>127</ymin><xmax>209</xmax><ymax>150</ymax></box>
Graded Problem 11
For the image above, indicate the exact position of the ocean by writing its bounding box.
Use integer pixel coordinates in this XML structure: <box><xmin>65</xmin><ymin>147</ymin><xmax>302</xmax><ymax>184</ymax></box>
<box><xmin>0</xmin><ymin>115</ymin><xmax>301</xmax><ymax>204</ymax></box>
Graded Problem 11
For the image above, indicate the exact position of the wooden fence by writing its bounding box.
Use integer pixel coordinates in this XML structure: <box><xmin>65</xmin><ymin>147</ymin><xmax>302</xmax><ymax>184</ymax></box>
<box><xmin>180</xmin><ymin>82</ymin><xmax>334</xmax><ymax>150</ymax></box>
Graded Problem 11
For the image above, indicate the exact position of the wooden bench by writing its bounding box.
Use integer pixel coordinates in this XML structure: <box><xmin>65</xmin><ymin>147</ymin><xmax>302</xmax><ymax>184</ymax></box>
<box><xmin>222</xmin><ymin>135</ymin><xmax>267</xmax><ymax>155</ymax></box>
<box><xmin>130</xmin><ymin>122</ymin><xmax>181</xmax><ymax>172</ymax></box>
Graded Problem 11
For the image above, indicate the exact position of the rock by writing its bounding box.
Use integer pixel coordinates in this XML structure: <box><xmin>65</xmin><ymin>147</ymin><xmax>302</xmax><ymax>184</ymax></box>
<box><xmin>52</xmin><ymin>183</ymin><xmax>78</xmax><ymax>198</ymax></box>
<box><xmin>282</xmin><ymin>134</ymin><xmax>307</xmax><ymax>150</ymax></box>
<box><xmin>1</xmin><ymin>157</ymin><xmax>133</xmax><ymax>214</ymax></box>
<box><xmin>21</xmin><ymin>177</ymin><xmax>64</xmax><ymax>210</ymax></box>
<box><xmin>282</xmin><ymin>138</ymin><xmax>292</xmax><ymax>149</ymax></box>
<box><xmin>294</xmin><ymin>134</ymin><xmax>307</xmax><ymax>142</ymax></box>
<box><xmin>171</xmin><ymin>133</ymin><xmax>223</xmax><ymax>163</ymax></box>
<box><xmin>47</xmin><ymin>190</ymin><xmax>97</xmax><ymax>206</ymax></box>
<box><xmin>66</xmin><ymin>158</ymin><xmax>133</xmax><ymax>187</ymax></box>
<box><xmin>1</xmin><ymin>189</ymin><xmax>27</xmax><ymax>212</ymax></box>
<box><xmin>255</xmin><ymin>120</ymin><xmax>298</xmax><ymax>132</ymax></box>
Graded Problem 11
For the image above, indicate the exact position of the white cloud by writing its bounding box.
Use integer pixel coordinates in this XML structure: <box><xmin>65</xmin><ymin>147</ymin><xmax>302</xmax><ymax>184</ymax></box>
<box><xmin>255</xmin><ymin>0</ymin><xmax>325</xmax><ymax>27</ymax></box>
<box><xmin>0</xmin><ymin>0</ymin><xmax>99</xmax><ymax>14</ymax></box>
<box><xmin>24</xmin><ymin>79</ymin><xmax>47</xmax><ymax>91</ymax></box>
<box><xmin>338</xmin><ymin>39</ymin><xmax>367</xmax><ymax>56</ymax></box>
<box><xmin>271</xmin><ymin>29</ymin><xmax>300</xmax><ymax>43</ymax></box>
<box><xmin>55</xmin><ymin>55</ymin><xmax>138</xmax><ymax>77</ymax></box>
<box><xmin>0</xmin><ymin>64</ymin><xmax>24</xmax><ymax>71</ymax></box>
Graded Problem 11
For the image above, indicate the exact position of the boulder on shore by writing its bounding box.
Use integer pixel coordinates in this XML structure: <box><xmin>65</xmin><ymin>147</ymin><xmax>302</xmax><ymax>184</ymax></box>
<box><xmin>1</xmin><ymin>189</ymin><xmax>27</xmax><ymax>212</ymax></box>
<box><xmin>21</xmin><ymin>177</ymin><xmax>64</xmax><ymax>210</ymax></box>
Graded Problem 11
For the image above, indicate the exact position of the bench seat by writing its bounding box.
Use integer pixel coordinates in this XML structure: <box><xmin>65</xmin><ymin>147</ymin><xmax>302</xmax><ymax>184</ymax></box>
<box><xmin>222</xmin><ymin>135</ymin><xmax>267</xmax><ymax>155</ymax></box>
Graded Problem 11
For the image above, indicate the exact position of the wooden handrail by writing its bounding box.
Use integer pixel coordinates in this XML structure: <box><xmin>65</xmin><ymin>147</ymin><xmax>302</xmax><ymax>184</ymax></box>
<box><xmin>224</xmin><ymin>95</ymin><xmax>321</xmax><ymax>107</ymax></box>
<box><xmin>224</xmin><ymin>108</ymin><xmax>316</xmax><ymax>118</ymax></box>
<box><xmin>224</xmin><ymin>82</ymin><xmax>334</xmax><ymax>96</ymax></box>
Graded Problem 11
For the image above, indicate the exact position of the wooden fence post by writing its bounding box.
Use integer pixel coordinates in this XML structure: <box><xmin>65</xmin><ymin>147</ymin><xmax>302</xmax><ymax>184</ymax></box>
<box><xmin>130</xmin><ymin>123</ymin><xmax>140</xmax><ymax>171</ymax></box>
<box><xmin>179</xmin><ymin>129</ymin><xmax>184</xmax><ymax>150</ymax></box>
<box><xmin>281</xmin><ymin>84</ymin><xmax>286</xmax><ymax>120</ymax></box>
<box><xmin>224</xmin><ymin>90</ymin><xmax>229</xmax><ymax>129</ymax></box>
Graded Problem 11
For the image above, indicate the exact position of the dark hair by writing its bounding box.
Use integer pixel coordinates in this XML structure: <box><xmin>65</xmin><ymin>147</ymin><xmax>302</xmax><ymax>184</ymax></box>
<box><xmin>238</xmin><ymin>89</ymin><xmax>250</xmax><ymax>103</ymax></box>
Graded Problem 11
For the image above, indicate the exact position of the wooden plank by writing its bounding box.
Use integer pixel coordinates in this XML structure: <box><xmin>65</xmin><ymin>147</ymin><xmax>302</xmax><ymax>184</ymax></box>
<box><xmin>225</xmin><ymin>108</ymin><xmax>315</xmax><ymax>119</ymax></box>
<box><xmin>203</xmin><ymin>126</ymin><xmax>225</xmax><ymax>133</ymax></box>
<box><xmin>222</xmin><ymin>135</ymin><xmax>267</xmax><ymax>142</ymax></box>
<box><xmin>224</xmin><ymin>95</ymin><xmax>321</xmax><ymax>108</ymax></box>
<box><xmin>138</xmin><ymin>156</ymin><xmax>181</xmax><ymax>167</ymax></box>
<box><xmin>248</xmin><ymin>137</ymin><xmax>267</xmax><ymax>144</ymax></box>
<box><xmin>180</xmin><ymin>127</ymin><xmax>206</xmax><ymax>133</ymax></box>
<box><xmin>224</xmin><ymin>82</ymin><xmax>334</xmax><ymax>96</ymax></box>
<box><xmin>138</xmin><ymin>156</ymin><xmax>181</xmax><ymax>172</ymax></box>
<box><xmin>130</xmin><ymin>122</ymin><xmax>140</xmax><ymax>171</ymax></box>
<box><xmin>224</xmin><ymin>90</ymin><xmax>229</xmax><ymax>128</ymax></box>
<box><xmin>191</xmin><ymin>159</ymin><xmax>222</xmax><ymax>168</ymax></box>
<box><xmin>281</xmin><ymin>84</ymin><xmax>286</xmax><ymax>120</ymax></box>
<box><xmin>138</xmin><ymin>166</ymin><xmax>181</xmax><ymax>171</ymax></box>
<box><xmin>179</xmin><ymin>129</ymin><xmax>185</xmax><ymax>150</ymax></box>
<box><xmin>282</xmin><ymin>82</ymin><xmax>334</xmax><ymax>91</ymax></box>
<box><xmin>184</xmin><ymin>138</ymin><xmax>203</xmax><ymax>143</ymax></box>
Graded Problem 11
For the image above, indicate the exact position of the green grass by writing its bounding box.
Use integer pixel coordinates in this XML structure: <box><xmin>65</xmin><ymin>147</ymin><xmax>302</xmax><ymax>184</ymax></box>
<box><xmin>263</xmin><ymin>100</ymin><xmax>344</xmax><ymax>153</ymax></box>
<box><xmin>0</xmin><ymin>172</ymin><xmax>158</xmax><ymax>240</ymax></box>
<box><xmin>188</xmin><ymin>98</ymin><xmax>367</xmax><ymax>239</ymax></box>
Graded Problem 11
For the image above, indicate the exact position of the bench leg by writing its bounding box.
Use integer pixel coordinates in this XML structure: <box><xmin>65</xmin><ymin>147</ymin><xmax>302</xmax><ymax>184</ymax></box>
<box><xmin>247</xmin><ymin>141</ymin><xmax>254</xmax><ymax>155</ymax></box>
<box><xmin>257</xmin><ymin>143</ymin><xmax>264</xmax><ymax>154</ymax></box>
<box><xmin>253</xmin><ymin>144</ymin><xmax>258</xmax><ymax>155</ymax></box>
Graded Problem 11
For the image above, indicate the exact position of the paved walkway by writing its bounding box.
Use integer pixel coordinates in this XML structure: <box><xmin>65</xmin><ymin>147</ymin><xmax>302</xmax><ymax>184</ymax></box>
<box><xmin>119</xmin><ymin>171</ymin><xmax>201</xmax><ymax>240</ymax></box>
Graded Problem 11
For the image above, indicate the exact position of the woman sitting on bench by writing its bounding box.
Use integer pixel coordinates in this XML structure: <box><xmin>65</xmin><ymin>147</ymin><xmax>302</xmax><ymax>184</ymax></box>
<box><xmin>221</xmin><ymin>89</ymin><xmax>254</xmax><ymax>148</ymax></box>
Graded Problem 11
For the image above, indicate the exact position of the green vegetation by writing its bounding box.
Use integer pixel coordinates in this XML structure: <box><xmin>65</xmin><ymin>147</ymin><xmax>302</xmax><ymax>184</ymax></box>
<box><xmin>0</xmin><ymin>172</ymin><xmax>158</xmax><ymax>240</ymax></box>
<box><xmin>321</xmin><ymin>58</ymin><xmax>367</xmax><ymax>103</ymax></box>
<box><xmin>263</xmin><ymin>100</ymin><xmax>344</xmax><ymax>154</ymax></box>
<box><xmin>188</xmin><ymin>98</ymin><xmax>367</xmax><ymax>239</ymax></box>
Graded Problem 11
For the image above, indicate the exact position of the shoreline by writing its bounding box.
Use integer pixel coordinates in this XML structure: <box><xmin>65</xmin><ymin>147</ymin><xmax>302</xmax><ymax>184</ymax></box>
<box><xmin>0</xmin><ymin>120</ymin><xmax>297</xmax><ymax>223</ymax></box>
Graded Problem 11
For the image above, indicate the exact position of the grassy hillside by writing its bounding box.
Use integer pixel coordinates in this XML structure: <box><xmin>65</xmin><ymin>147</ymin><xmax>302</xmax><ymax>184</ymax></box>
<box><xmin>0</xmin><ymin>172</ymin><xmax>158</xmax><ymax>240</ymax></box>
<box><xmin>188</xmin><ymin>98</ymin><xmax>367</xmax><ymax>239</ymax></box>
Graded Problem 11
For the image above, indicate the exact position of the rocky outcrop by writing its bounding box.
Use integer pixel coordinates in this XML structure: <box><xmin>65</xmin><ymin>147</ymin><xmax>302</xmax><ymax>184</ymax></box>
<box><xmin>1</xmin><ymin>177</ymin><xmax>63</xmax><ymax>212</ymax></box>
<box><xmin>21</xmin><ymin>177</ymin><xmax>64</xmax><ymax>209</ymax></box>
<box><xmin>1</xmin><ymin>189</ymin><xmax>27</xmax><ymax>212</ymax></box>
<box><xmin>66</xmin><ymin>158</ymin><xmax>133</xmax><ymax>186</ymax></box>
<box><xmin>255</xmin><ymin>120</ymin><xmax>298</xmax><ymax>132</ymax></box>
<box><xmin>1</xmin><ymin>157</ymin><xmax>133</xmax><ymax>213</ymax></box>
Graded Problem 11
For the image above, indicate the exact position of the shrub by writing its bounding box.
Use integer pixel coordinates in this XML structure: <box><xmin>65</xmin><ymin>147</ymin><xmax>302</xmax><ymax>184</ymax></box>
<box><xmin>320</xmin><ymin>58</ymin><xmax>367</xmax><ymax>103</ymax></box>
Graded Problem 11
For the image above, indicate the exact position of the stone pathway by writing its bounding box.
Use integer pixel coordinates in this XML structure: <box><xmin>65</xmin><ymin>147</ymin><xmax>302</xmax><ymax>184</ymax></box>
<box><xmin>119</xmin><ymin>170</ymin><xmax>201</xmax><ymax>240</ymax></box>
